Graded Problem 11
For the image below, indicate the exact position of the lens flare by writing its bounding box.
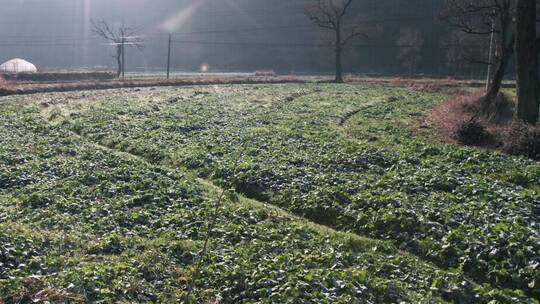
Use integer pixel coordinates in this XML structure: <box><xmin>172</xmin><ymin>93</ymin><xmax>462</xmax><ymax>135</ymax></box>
<box><xmin>160</xmin><ymin>0</ymin><xmax>205</xmax><ymax>32</ymax></box>
<box><xmin>200</xmin><ymin>63</ymin><xmax>209</xmax><ymax>73</ymax></box>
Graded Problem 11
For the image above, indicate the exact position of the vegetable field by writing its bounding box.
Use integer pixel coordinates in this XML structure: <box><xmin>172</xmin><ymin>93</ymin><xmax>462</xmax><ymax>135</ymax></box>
<box><xmin>1</xmin><ymin>84</ymin><xmax>539</xmax><ymax>303</ymax></box>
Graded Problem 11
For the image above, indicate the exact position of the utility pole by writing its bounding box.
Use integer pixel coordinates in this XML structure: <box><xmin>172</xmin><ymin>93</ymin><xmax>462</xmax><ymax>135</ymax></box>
<box><xmin>167</xmin><ymin>33</ymin><xmax>172</xmax><ymax>79</ymax></box>
<box><xmin>122</xmin><ymin>36</ymin><xmax>125</xmax><ymax>81</ymax></box>
<box><xmin>486</xmin><ymin>14</ymin><xmax>495</xmax><ymax>92</ymax></box>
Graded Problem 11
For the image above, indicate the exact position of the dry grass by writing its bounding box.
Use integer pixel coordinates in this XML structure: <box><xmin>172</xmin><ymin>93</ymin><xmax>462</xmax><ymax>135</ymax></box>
<box><xmin>429</xmin><ymin>91</ymin><xmax>515</xmax><ymax>135</ymax></box>
<box><xmin>343</xmin><ymin>75</ymin><xmax>472</xmax><ymax>94</ymax></box>
<box><xmin>1</xmin><ymin>74</ymin><xmax>512</xmax><ymax>97</ymax></box>
<box><xmin>427</xmin><ymin>90</ymin><xmax>540</xmax><ymax>160</ymax></box>
<box><xmin>0</xmin><ymin>75</ymin><xmax>15</xmax><ymax>90</ymax></box>
<box><xmin>254</xmin><ymin>70</ymin><xmax>277</xmax><ymax>77</ymax></box>
<box><xmin>343</xmin><ymin>75</ymin><xmax>515</xmax><ymax>95</ymax></box>
<box><xmin>2</xmin><ymin>71</ymin><xmax>115</xmax><ymax>82</ymax></box>
<box><xmin>501</xmin><ymin>122</ymin><xmax>540</xmax><ymax>160</ymax></box>
<box><xmin>428</xmin><ymin>91</ymin><xmax>483</xmax><ymax>141</ymax></box>
<box><xmin>0</xmin><ymin>75</ymin><xmax>306</xmax><ymax>97</ymax></box>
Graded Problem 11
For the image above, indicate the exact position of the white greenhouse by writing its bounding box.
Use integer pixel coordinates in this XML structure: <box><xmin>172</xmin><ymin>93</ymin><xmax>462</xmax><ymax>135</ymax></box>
<box><xmin>0</xmin><ymin>58</ymin><xmax>38</xmax><ymax>73</ymax></box>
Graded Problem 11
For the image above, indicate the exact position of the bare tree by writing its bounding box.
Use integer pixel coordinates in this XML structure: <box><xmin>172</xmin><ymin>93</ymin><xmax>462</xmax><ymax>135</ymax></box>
<box><xmin>444</xmin><ymin>30</ymin><xmax>489</xmax><ymax>76</ymax></box>
<box><xmin>92</xmin><ymin>20</ymin><xmax>143</xmax><ymax>78</ymax></box>
<box><xmin>305</xmin><ymin>0</ymin><xmax>366</xmax><ymax>83</ymax></box>
<box><xmin>516</xmin><ymin>0</ymin><xmax>539</xmax><ymax>124</ymax></box>
<box><xmin>443</xmin><ymin>0</ymin><xmax>515</xmax><ymax>101</ymax></box>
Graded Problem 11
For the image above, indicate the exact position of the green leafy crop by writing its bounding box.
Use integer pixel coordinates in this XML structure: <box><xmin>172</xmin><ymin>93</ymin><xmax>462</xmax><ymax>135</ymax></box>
<box><xmin>1</xmin><ymin>84</ymin><xmax>538</xmax><ymax>303</ymax></box>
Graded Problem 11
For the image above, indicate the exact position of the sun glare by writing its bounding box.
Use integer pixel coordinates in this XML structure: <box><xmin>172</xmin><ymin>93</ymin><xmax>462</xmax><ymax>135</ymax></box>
<box><xmin>200</xmin><ymin>63</ymin><xmax>209</xmax><ymax>73</ymax></box>
<box><xmin>159</xmin><ymin>0</ymin><xmax>205</xmax><ymax>32</ymax></box>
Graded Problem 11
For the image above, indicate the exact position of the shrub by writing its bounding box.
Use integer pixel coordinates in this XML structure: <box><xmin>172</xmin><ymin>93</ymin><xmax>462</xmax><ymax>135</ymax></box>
<box><xmin>503</xmin><ymin>122</ymin><xmax>540</xmax><ymax>160</ymax></box>
<box><xmin>469</xmin><ymin>93</ymin><xmax>515</xmax><ymax>125</ymax></box>
<box><xmin>454</xmin><ymin>118</ymin><xmax>492</xmax><ymax>145</ymax></box>
<box><xmin>430</xmin><ymin>91</ymin><xmax>514</xmax><ymax>146</ymax></box>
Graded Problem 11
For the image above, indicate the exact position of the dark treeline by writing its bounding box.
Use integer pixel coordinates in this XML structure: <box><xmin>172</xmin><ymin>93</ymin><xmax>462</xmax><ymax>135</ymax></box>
<box><xmin>0</xmin><ymin>0</ymin><xmax>492</xmax><ymax>77</ymax></box>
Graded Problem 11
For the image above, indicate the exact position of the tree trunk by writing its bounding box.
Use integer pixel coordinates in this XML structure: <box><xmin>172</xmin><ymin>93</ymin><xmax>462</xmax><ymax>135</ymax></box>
<box><xmin>516</xmin><ymin>0</ymin><xmax>539</xmax><ymax>124</ymax></box>
<box><xmin>335</xmin><ymin>23</ymin><xmax>344</xmax><ymax>83</ymax></box>
<box><xmin>486</xmin><ymin>38</ymin><xmax>514</xmax><ymax>101</ymax></box>
<box><xmin>486</xmin><ymin>39</ymin><xmax>514</xmax><ymax>100</ymax></box>
<box><xmin>485</xmin><ymin>7</ymin><xmax>514</xmax><ymax>102</ymax></box>
<box><xmin>336</xmin><ymin>46</ymin><xmax>343</xmax><ymax>83</ymax></box>
<box><xmin>116</xmin><ymin>45</ymin><xmax>122</xmax><ymax>78</ymax></box>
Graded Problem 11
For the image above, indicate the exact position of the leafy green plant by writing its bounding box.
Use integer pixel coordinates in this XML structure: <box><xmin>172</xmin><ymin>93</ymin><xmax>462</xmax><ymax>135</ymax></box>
<box><xmin>1</xmin><ymin>84</ymin><xmax>539</xmax><ymax>302</ymax></box>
